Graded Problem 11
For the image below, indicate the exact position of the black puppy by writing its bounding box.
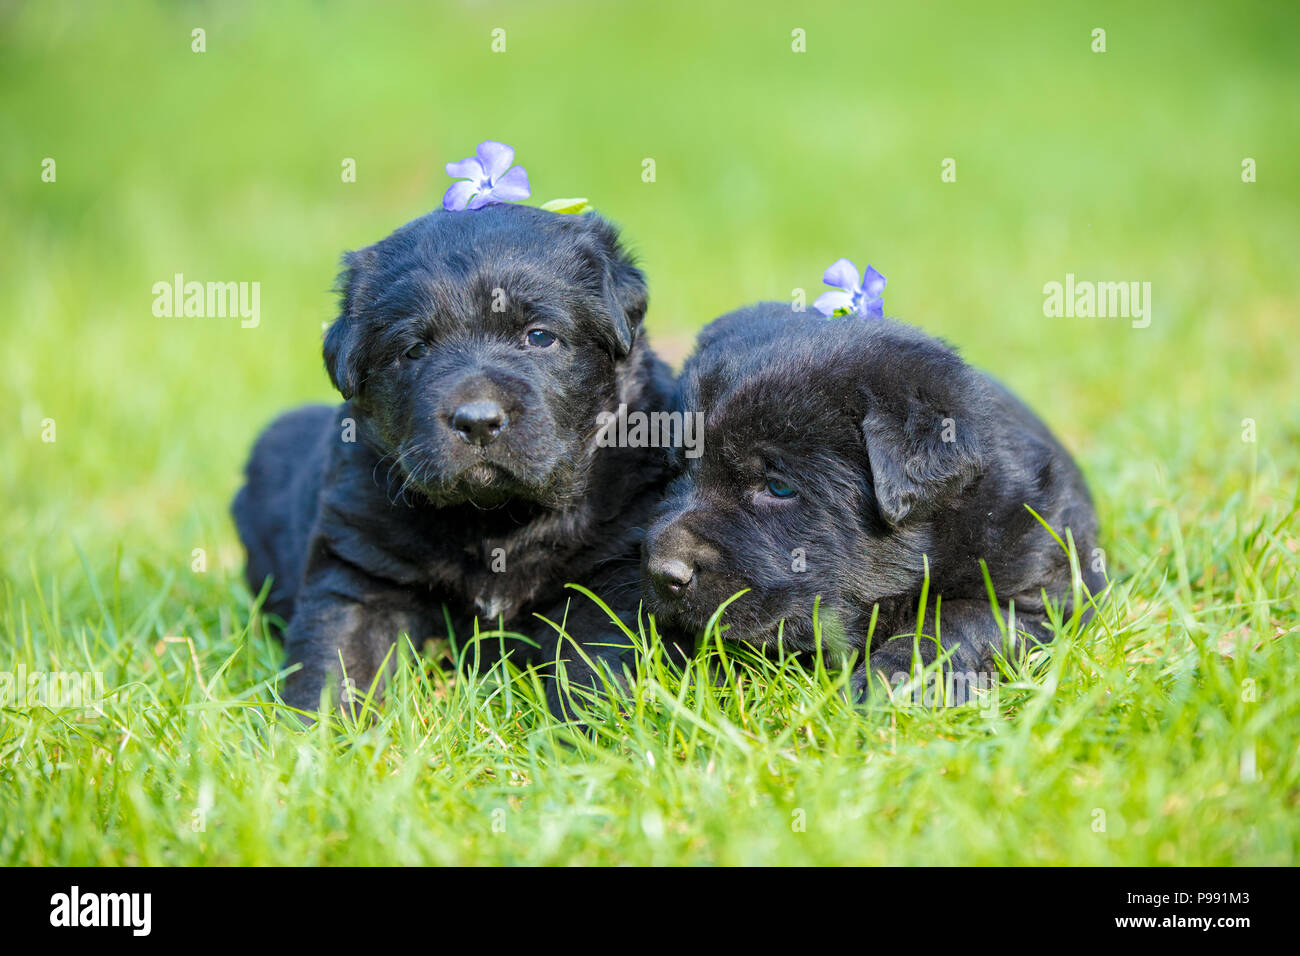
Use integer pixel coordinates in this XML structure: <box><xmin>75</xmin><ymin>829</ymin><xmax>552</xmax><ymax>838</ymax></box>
<box><xmin>233</xmin><ymin>204</ymin><xmax>686</xmax><ymax>715</ymax></box>
<box><xmin>642</xmin><ymin>304</ymin><xmax>1103</xmax><ymax>702</ymax></box>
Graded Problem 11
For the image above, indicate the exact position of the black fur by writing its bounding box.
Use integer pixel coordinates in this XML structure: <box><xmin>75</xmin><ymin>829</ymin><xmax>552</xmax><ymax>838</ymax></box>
<box><xmin>233</xmin><ymin>204</ymin><xmax>687</xmax><ymax>715</ymax></box>
<box><xmin>641</xmin><ymin>303</ymin><xmax>1104</xmax><ymax>702</ymax></box>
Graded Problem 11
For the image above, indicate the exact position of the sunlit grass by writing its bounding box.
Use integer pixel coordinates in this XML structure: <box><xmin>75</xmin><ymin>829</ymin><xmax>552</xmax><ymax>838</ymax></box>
<box><xmin>1</xmin><ymin>0</ymin><xmax>1298</xmax><ymax>865</ymax></box>
<box><xmin>2</xmin><ymin>475</ymin><xmax>1296</xmax><ymax>864</ymax></box>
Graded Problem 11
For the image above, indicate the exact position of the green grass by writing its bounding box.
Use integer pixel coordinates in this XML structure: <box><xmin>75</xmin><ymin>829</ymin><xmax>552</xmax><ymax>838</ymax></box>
<box><xmin>2</xmin><ymin>0</ymin><xmax>1298</xmax><ymax>865</ymax></box>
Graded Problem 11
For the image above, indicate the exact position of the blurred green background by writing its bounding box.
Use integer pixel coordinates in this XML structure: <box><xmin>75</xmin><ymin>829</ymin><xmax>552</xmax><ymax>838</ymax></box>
<box><xmin>4</xmin><ymin>0</ymin><xmax>1298</xmax><ymax>583</ymax></box>
<box><xmin>2</xmin><ymin>0</ymin><xmax>1298</xmax><ymax>867</ymax></box>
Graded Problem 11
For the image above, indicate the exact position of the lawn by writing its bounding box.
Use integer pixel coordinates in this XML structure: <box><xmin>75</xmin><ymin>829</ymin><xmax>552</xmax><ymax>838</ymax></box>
<box><xmin>1</xmin><ymin>0</ymin><xmax>1297</xmax><ymax>865</ymax></box>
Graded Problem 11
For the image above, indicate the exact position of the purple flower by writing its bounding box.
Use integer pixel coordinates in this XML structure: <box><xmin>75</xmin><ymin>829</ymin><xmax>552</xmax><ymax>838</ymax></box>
<box><xmin>442</xmin><ymin>141</ymin><xmax>531</xmax><ymax>211</ymax></box>
<box><xmin>812</xmin><ymin>258</ymin><xmax>886</xmax><ymax>319</ymax></box>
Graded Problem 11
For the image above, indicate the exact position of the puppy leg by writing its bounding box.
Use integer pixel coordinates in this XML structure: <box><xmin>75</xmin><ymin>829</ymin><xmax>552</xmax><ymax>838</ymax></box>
<box><xmin>533</xmin><ymin>597</ymin><xmax>640</xmax><ymax>721</ymax></box>
<box><xmin>281</xmin><ymin>554</ymin><xmax>432</xmax><ymax>714</ymax></box>
<box><xmin>852</xmin><ymin>599</ymin><xmax>1052</xmax><ymax>705</ymax></box>
<box><xmin>531</xmin><ymin>593</ymin><xmax>693</xmax><ymax>721</ymax></box>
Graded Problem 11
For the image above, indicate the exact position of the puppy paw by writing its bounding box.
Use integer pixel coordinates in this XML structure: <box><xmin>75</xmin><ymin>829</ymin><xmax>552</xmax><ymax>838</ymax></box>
<box><xmin>544</xmin><ymin>652</ymin><xmax>635</xmax><ymax>723</ymax></box>
<box><xmin>852</xmin><ymin>639</ymin><xmax>994</xmax><ymax>707</ymax></box>
<box><xmin>850</xmin><ymin>640</ymin><xmax>921</xmax><ymax>703</ymax></box>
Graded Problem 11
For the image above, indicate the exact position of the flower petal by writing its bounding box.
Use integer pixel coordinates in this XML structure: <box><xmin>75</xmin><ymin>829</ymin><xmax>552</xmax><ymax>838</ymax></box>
<box><xmin>859</xmin><ymin>296</ymin><xmax>885</xmax><ymax>320</ymax></box>
<box><xmin>466</xmin><ymin>191</ymin><xmax>498</xmax><ymax>211</ymax></box>
<box><xmin>813</xmin><ymin>290</ymin><xmax>854</xmax><ymax>317</ymax></box>
<box><xmin>822</xmin><ymin>258</ymin><xmax>860</xmax><ymax>292</ymax></box>
<box><xmin>860</xmin><ymin>266</ymin><xmax>886</xmax><ymax>298</ymax></box>
<box><xmin>490</xmin><ymin>165</ymin><xmax>531</xmax><ymax>202</ymax></box>
<box><xmin>475</xmin><ymin>141</ymin><xmax>515</xmax><ymax>181</ymax></box>
<box><xmin>445</xmin><ymin>157</ymin><xmax>485</xmax><ymax>181</ymax></box>
<box><xmin>442</xmin><ymin>180</ymin><xmax>477</xmax><ymax>211</ymax></box>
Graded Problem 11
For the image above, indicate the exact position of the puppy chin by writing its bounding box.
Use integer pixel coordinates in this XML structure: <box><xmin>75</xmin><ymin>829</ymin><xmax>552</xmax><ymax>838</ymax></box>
<box><xmin>409</xmin><ymin>454</ymin><xmax>584</xmax><ymax>509</ymax></box>
<box><xmin>644</xmin><ymin>582</ymin><xmax>767</xmax><ymax>638</ymax></box>
<box><xmin>411</xmin><ymin>465</ymin><xmax>535</xmax><ymax>507</ymax></box>
<box><xmin>647</xmin><ymin>579</ymin><xmax>832</xmax><ymax>651</ymax></box>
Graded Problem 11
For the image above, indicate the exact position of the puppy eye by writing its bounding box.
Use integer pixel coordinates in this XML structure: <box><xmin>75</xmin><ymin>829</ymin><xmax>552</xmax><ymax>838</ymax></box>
<box><xmin>525</xmin><ymin>328</ymin><xmax>558</xmax><ymax>348</ymax></box>
<box><xmin>764</xmin><ymin>478</ymin><xmax>798</xmax><ymax>499</ymax></box>
<box><xmin>404</xmin><ymin>342</ymin><xmax>429</xmax><ymax>360</ymax></box>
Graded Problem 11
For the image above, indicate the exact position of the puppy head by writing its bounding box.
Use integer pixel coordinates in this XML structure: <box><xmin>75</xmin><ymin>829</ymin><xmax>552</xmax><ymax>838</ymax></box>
<box><xmin>323</xmin><ymin>205</ymin><xmax>648</xmax><ymax>507</ymax></box>
<box><xmin>642</xmin><ymin>304</ymin><xmax>984</xmax><ymax>647</ymax></box>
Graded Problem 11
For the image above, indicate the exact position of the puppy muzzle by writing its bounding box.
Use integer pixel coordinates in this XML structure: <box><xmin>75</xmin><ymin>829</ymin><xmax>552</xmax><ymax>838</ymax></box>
<box><xmin>644</xmin><ymin>516</ymin><xmax>721</xmax><ymax>603</ymax></box>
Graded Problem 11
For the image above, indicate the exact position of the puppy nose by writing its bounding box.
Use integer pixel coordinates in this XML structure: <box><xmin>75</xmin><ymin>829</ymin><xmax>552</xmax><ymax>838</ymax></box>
<box><xmin>650</xmin><ymin>556</ymin><xmax>695</xmax><ymax>597</ymax></box>
<box><xmin>450</xmin><ymin>401</ymin><xmax>507</xmax><ymax>446</ymax></box>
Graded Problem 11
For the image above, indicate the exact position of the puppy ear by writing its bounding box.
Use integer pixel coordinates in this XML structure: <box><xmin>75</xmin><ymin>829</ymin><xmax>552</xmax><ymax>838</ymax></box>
<box><xmin>323</xmin><ymin>247</ymin><xmax>376</xmax><ymax>399</ymax></box>
<box><xmin>581</xmin><ymin>213</ymin><xmax>647</xmax><ymax>356</ymax></box>
<box><xmin>861</xmin><ymin>379</ymin><xmax>984</xmax><ymax>526</ymax></box>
